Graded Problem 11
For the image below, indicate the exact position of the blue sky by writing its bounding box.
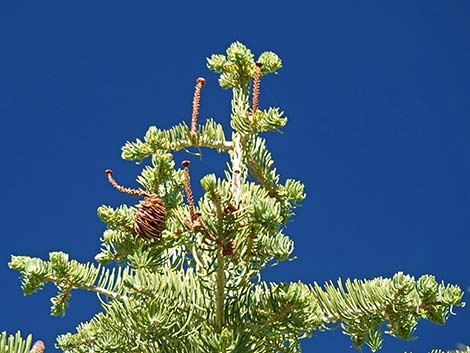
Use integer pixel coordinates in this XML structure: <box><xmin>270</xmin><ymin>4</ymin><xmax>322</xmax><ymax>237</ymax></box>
<box><xmin>1</xmin><ymin>2</ymin><xmax>469</xmax><ymax>352</ymax></box>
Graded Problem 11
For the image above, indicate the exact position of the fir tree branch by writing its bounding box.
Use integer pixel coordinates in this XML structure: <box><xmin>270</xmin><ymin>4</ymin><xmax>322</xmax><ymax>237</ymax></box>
<box><xmin>43</xmin><ymin>275</ymin><xmax>124</xmax><ymax>300</ymax></box>
<box><xmin>127</xmin><ymin>280</ymin><xmax>213</xmax><ymax>328</ymax></box>
<box><xmin>170</xmin><ymin>137</ymin><xmax>234</xmax><ymax>153</ymax></box>
<box><xmin>312</xmin><ymin>273</ymin><xmax>464</xmax><ymax>351</ymax></box>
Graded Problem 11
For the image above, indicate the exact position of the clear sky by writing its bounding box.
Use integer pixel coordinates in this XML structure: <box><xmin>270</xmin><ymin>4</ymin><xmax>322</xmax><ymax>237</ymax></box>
<box><xmin>1</xmin><ymin>2</ymin><xmax>469</xmax><ymax>352</ymax></box>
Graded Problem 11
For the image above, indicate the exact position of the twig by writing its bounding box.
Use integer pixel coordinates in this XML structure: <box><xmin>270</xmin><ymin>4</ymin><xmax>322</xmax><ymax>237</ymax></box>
<box><xmin>181</xmin><ymin>160</ymin><xmax>195</xmax><ymax>220</ymax></box>
<box><xmin>252</xmin><ymin>61</ymin><xmax>263</xmax><ymax>114</ymax></box>
<box><xmin>191</xmin><ymin>77</ymin><xmax>206</xmax><ymax>139</ymax></box>
<box><xmin>44</xmin><ymin>275</ymin><xmax>125</xmax><ymax>300</ymax></box>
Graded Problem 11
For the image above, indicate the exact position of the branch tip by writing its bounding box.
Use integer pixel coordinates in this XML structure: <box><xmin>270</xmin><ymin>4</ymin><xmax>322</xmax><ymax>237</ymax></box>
<box><xmin>105</xmin><ymin>169</ymin><xmax>146</xmax><ymax>197</ymax></box>
<box><xmin>196</xmin><ymin>77</ymin><xmax>206</xmax><ymax>85</ymax></box>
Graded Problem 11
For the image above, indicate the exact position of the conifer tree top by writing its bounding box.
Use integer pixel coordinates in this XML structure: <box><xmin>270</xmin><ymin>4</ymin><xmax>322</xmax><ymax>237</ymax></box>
<box><xmin>6</xmin><ymin>42</ymin><xmax>465</xmax><ymax>353</ymax></box>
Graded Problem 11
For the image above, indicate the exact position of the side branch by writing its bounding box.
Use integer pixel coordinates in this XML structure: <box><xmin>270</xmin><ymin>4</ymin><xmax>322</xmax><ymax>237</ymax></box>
<box><xmin>44</xmin><ymin>275</ymin><xmax>124</xmax><ymax>301</ymax></box>
<box><xmin>169</xmin><ymin>139</ymin><xmax>233</xmax><ymax>152</ymax></box>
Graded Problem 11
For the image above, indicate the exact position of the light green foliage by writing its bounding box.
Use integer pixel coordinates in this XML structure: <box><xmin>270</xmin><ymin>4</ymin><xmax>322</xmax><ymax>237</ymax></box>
<box><xmin>121</xmin><ymin>119</ymin><xmax>229</xmax><ymax>162</ymax></box>
<box><xmin>429</xmin><ymin>347</ymin><xmax>470</xmax><ymax>353</ymax></box>
<box><xmin>245</xmin><ymin>136</ymin><xmax>280</xmax><ymax>192</ymax></box>
<box><xmin>97</xmin><ymin>204</ymin><xmax>136</xmax><ymax>230</ymax></box>
<box><xmin>10</xmin><ymin>252</ymin><xmax>129</xmax><ymax>316</ymax></box>
<box><xmin>207</xmin><ymin>42</ymin><xmax>255</xmax><ymax>90</ymax></box>
<box><xmin>251</xmin><ymin>107</ymin><xmax>287</xmax><ymax>133</ymax></box>
<box><xmin>8</xmin><ymin>43</ymin><xmax>465</xmax><ymax>353</ymax></box>
<box><xmin>207</xmin><ymin>42</ymin><xmax>282</xmax><ymax>90</ymax></box>
<box><xmin>257</xmin><ymin>51</ymin><xmax>282</xmax><ymax>76</ymax></box>
<box><xmin>0</xmin><ymin>332</ymin><xmax>32</xmax><ymax>353</ymax></box>
<box><xmin>312</xmin><ymin>272</ymin><xmax>463</xmax><ymax>351</ymax></box>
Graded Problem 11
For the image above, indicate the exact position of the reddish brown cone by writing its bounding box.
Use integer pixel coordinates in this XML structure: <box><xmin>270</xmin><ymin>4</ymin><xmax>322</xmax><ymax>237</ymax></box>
<box><xmin>105</xmin><ymin>169</ymin><xmax>166</xmax><ymax>240</ymax></box>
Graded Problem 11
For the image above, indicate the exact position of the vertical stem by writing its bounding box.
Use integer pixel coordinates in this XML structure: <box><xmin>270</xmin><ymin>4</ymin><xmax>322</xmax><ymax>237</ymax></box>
<box><xmin>213</xmin><ymin>77</ymin><xmax>251</xmax><ymax>333</ymax></box>
<box><xmin>231</xmin><ymin>133</ymin><xmax>242</xmax><ymax>207</ymax></box>
<box><xmin>216</xmin><ymin>247</ymin><xmax>225</xmax><ymax>332</ymax></box>
<box><xmin>214</xmin><ymin>190</ymin><xmax>226</xmax><ymax>332</ymax></box>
